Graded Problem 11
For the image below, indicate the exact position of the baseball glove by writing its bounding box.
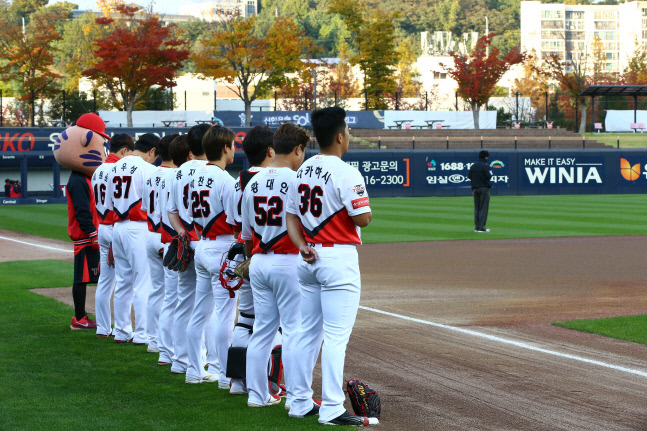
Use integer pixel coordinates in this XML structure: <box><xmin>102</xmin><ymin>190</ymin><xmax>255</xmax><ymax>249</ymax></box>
<box><xmin>234</xmin><ymin>259</ymin><xmax>251</xmax><ymax>281</ymax></box>
<box><xmin>107</xmin><ymin>243</ymin><xmax>114</xmax><ymax>268</ymax></box>
<box><xmin>163</xmin><ymin>236</ymin><xmax>193</xmax><ymax>272</ymax></box>
<box><xmin>346</xmin><ymin>379</ymin><xmax>381</xmax><ymax>419</ymax></box>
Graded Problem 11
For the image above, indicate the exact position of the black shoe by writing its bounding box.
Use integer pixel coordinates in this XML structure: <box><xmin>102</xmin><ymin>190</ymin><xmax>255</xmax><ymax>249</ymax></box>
<box><xmin>322</xmin><ymin>411</ymin><xmax>378</xmax><ymax>426</ymax></box>
<box><xmin>304</xmin><ymin>403</ymin><xmax>320</xmax><ymax>417</ymax></box>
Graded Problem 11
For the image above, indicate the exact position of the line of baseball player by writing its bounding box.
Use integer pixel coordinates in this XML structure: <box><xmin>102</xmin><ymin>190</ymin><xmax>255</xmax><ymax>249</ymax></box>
<box><xmin>90</xmin><ymin>107</ymin><xmax>377</xmax><ymax>426</ymax></box>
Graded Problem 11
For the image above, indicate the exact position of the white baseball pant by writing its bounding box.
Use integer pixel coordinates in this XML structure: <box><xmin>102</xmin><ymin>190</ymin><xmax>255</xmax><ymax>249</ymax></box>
<box><xmin>289</xmin><ymin>245</ymin><xmax>361</xmax><ymax>422</ymax></box>
<box><xmin>186</xmin><ymin>236</ymin><xmax>237</xmax><ymax>382</ymax></box>
<box><xmin>112</xmin><ymin>220</ymin><xmax>151</xmax><ymax>343</ymax></box>
<box><xmin>146</xmin><ymin>231</ymin><xmax>165</xmax><ymax>349</ymax></box>
<box><xmin>246</xmin><ymin>252</ymin><xmax>300</xmax><ymax>407</ymax></box>
<box><xmin>170</xmin><ymin>243</ymin><xmax>197</xmax><ymax>374</ymax></box>
<box><xmin>157</xmin><ymin>243</ymin><xmax>178</xmax><ymax>364</ymax></box>
<box><xmin>95</xmin><ymin>223</ymin><xmax>115</xmax><ymax>337</ymax></box>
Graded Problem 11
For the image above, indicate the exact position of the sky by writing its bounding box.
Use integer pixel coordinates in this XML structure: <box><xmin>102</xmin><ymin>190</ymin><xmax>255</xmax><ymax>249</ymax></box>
<box><xmin>49</xmin><ymin>0</ymin><xmax>200</xmax><ymax>15</ymax></box>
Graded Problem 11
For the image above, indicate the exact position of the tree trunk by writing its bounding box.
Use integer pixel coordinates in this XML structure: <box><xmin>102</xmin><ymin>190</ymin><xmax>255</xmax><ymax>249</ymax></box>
<box><xmin>578</xmin><ymin>99</ymin><xmax>587</xmax><ymax>133</ymax></box>
<box><xmin>126</xmin><ymin>101</ymin><xmax>133</xmax><ymax>127</ymax></box>
<box><xmin>471</xmin><ymin>100</ymin><xmax>480</xmax><ymax>130</ymax></box>
<box><xmin>244</xmin><ymin>99</ymin><xmax>252</xmax><ymax>127</ymax></box>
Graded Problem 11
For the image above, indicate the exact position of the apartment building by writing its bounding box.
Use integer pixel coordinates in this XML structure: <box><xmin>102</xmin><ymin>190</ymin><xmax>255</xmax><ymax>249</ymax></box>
<box><xmin>521</xmin><ymin>1</ymin><xmax>647</xmax><ymax>74</ymax></box>
<box><xmin>178</xmin><ymin>0</ymin><xmax>257</xmax><ymax>20</ymax></box>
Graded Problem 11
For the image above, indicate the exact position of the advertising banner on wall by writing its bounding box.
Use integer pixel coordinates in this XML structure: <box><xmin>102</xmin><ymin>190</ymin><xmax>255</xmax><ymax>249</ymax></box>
<box><xmin>521</xmin><ymin>154</ymin><xmax>605</xmax><ymax>188</ymax></box>
<box><xmin>215</xmin><ymin>110</ymin><xmax>385</xmax><ymax>129</ymax></box>
<box><xmin>421</xmin><ymin>154</ymin><xmax>511</xmax><ymax>189</ymax></box>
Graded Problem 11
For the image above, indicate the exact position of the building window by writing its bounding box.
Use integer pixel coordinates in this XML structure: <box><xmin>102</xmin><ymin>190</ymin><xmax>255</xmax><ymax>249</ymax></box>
<box><xmin>594</xmin><ymin>21</ymin><xmax>616</xmax><ymax>30</ymax></box>
<box><xmin>642</xmin><ymin>8</ymin><xmax>647</xmax><ymax>17</ymax></box>
<box><xmin>566</xmin><ymin>31</ymin><xmax>585</xmax><ymax>40</ymax></box>
<box><xmin>593</xmin><ymin>11</ymin><xmax>617</xmax><ymax>20</ymax></box>
<box><xmin>565</xmin><ymin>20</ymin><xmax>584</xmax><ymax>30</ymax></box>
<box><xmin>433</xmin><ymin>72</ymin><xmax>447</xmax><ymax>79</ymax></box>
<box><xmin>566</xmin><ymin>11</ymin><xmax>584</xmax><ymax>20</ymax></box>
<box><xmin>542</xmin><ymin>10</ymin><xmax>563</xmax><ymax>19</ymax></box>
<box><xmin>541</xmin><ymin>20</ymin><xmax>564</xmax><ymax>29</ymax></box>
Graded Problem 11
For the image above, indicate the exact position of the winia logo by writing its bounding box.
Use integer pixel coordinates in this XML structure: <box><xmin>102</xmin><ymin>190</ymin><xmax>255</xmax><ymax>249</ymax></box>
<box><xmin>620</xmin><ymin>158</ymin><xmax>641</xmax><ymax>181</ymax></box>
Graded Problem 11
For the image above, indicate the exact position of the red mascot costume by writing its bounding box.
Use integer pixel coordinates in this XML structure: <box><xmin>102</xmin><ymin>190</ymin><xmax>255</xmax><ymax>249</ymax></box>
<box><xmin>53</xmin><ymin>113</ymin><xmax>110</xmax><ymax>330</ymax></box>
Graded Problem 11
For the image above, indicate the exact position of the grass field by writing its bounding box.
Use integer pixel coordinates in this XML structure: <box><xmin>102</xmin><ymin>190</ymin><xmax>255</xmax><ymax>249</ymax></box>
<box><xmin>2</xmin><ymin>196</ymin><xmax>647</xmax><ymax>428</ymax></box>
<box><xmin>0</xmin><ymin>260</ymin><xmax>322</xmax><ymax>431</ymax></box>
<box><xmin>582</xmin><ymin>132</ymin><xmax>647</xmax><ymax>148</ymax></box>
<box><xmin>1</xmin><ymin>194</ymin><xmax>646</xmax><ymax>244</ymax></box>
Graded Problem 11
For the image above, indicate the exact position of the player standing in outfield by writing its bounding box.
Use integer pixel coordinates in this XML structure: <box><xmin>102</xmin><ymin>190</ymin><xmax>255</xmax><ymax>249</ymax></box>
<box><xmin>167</xmin><ymin>124</ymin><xmax>210</xmax><ymax>375</ymax></box>
<box><xmin>229</xmin><ymin>125</ymin><xmax>276</xmax><ymax>396</ymax></box>
<box><xmin>185</xmin><ymin>126</ymin><xmax>237</xmax><ymax>385</ymax></box>
<box><xmin>105</xmin><ymin>134</ymin><xmax>160</xmax><ymax>344</ymax></box>
<box><xmin>242</xmin><ymin>123</ymin><xmax>309</xmax><ymax>409</ymax></box>
<box><xmin>155</xmin><ymin>135</ymin><xmax>189</xmax><ymax>366</ymax></box>
<box><xmin>91</xmin><ymin>134</ymin><xmax>134</xmax><ymax>337</ymax></box>
<box><xmin>286</xmin><ymin>107</ymin><xmax>376</xmax><ymax>426</ymax></box>
<box><xmin>141</xmin><ymin>134</ymin><xmax>177</xmax><ymax>353</ymax></box>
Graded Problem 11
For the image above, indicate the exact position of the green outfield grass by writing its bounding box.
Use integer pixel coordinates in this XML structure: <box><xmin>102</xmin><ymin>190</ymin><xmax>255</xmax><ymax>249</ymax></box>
<box><xmin>0</xmin><ymin>260</ymin><xmax>324</xmax><ymax>431</ymax></box>
<box><xmin>554</xmin><ymin>315</ymin><xmax>647</xmax><ymax>345</ymax></box>
<box><xmin>582</xmin><ymin>132</ymin><xmax>647</xmax><ymax>148</ymax></box>
<box><xmin>362</xmin><ymin>194</ymin><xmax>646</xmax><ymax>242</ymax></box>
<box><xmin>2</xmin><ymin>194</ymin><xmax>646</xmax><ymax>244</ymax></box>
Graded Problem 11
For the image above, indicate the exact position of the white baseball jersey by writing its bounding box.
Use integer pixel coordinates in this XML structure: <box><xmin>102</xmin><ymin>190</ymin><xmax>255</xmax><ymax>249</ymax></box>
<box><xmin>91</xmin><ymin>153</ymin><xmax>120</xmax><ymax>225</ymax></box>
<box><xmin>105</xmin><ymin>154</ymin><xmax>153</xmax><ymax>222</ymax></box>
<box><xmin>232</xmin><ymin>166</ymin><xmax>264</xmax><ymax>227</ymax></box>
<box><xmin>286</xmin><ymin>154</ymin><xmax>370</xmax><ymax>245</ymax></box>
<box><xmin>155</xmin><ymin>167</ymin><xmax>179</xmax><ymax>243</ymax></box>
<box><xmin>141</xmin><ymin>165</ymin><xmax>173</xmax><ymax>233</ymax></box>
<box><xmin>167</xmin><ymin>159</ymin><xmax>208</xmax><ymax>241</ymax></box>
<box><xmin>188</xmin><ymin>163</ymin><xmax>237</xmax><ymax>239</ymax></box>
<box><xmin>241</xmin><ymin>167</ymin><xmax>299</xmax><ymax>255</ymax></box>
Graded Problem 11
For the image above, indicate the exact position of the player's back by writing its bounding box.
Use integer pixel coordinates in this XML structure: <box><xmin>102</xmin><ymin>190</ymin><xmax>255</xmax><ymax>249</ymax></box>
<box><xmin>167</xmin><ymin>159</ymin><xmax>208</xmax><ymax>240</ymax></box>
<box><xmin>156</xmin><ymin>167</ymin><xmax>178</xmax><ymax>243</ymax></box>
<box><xmin>290</xmin><ymin>154</ymin><xmax>369</xmax><ymax>246</ymax></box>
<box><xmin>142</xmin><ymin>165</ymin><xmax>172</xmax><ymax>232</ymax></box>
<box><xmin>242</xmin><ymin>167</ymin><xmax>298</xmax><ymax>255</ymax></box>
<box><xmin>107</xmin><ymin>154</ymin><xmax>152</xmax><ymax>222</ymax></box>
<box><xmin>91</xmin><ymin>160</ymin><xmax>116</xmax><ymax>223</ymax></box>
<box><xmin>189</xmin><ymin>163</ymin><xmax>236</xmax><ymax>239</ymax></box>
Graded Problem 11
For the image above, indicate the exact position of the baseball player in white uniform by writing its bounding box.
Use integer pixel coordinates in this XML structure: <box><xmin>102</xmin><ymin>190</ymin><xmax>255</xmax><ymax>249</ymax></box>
<box><xmin>141</xmin><ymin>135</ymin><xmax>177</xmax><ymax>353</ymax></box>
<box><xmin>185</xmin><ymin>126</ymin><xmax>237</xmax><ymax>385</ymax></box>
<box><xmin>241</xmin><ymin>123</ymin><xmax>308</xmax><ymax>409</ymax></box>
<box><xmin>155</xmin><ymin>135</ymin><xmax>188</xmax><ymax>366</ymax></box>
<box><xmin>286</xmin><ymin>108</ymin><xmax>376</xmax><ymax>426</ymax></box>
<box><xmin>105</xmin><ymin>133</ymin><xmax>159</xmax><ymax>344</ymax></box>
<box><xmin>91</xmin><ymin>134</ymin><xmax>134</xmax><ymax>338</ymax></box>
<box><xmin>167</xmin><ymin>124</ymin><xmax>210</xmax><ymax>374</ymax></box>
<box><xmin>229</xmin><ymin>125</ymin><xmax>276</xmax><ymax>396</ymax></box>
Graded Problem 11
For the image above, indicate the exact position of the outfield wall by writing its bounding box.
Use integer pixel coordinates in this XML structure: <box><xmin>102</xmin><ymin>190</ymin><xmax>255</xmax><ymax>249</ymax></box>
<box><xmin>2</xmin><ymin>126</ymin><xmax>647</xmax><ymax>203</ymax></box>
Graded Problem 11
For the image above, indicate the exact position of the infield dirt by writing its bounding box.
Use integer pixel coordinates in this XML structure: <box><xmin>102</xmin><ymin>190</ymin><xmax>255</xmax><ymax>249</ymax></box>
<box><xmin>6</xmin><ymin>231</ymin><xmax>647</xmax><ymax>431</ymax></box>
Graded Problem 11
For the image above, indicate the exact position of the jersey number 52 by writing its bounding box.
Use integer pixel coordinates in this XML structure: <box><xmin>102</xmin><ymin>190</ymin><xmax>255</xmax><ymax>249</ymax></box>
<box><xmin>254</xmin><ymin>196</ymin><xmax>283</xmax><ymax>226</ymax></box>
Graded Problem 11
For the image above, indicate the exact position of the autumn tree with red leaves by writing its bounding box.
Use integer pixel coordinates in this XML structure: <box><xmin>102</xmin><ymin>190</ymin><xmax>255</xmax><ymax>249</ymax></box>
<box><xmin>193</xmin><ymin>15</ymin><xmax>317</xmax><ymax>126</ymax></box>
<box><xmin>83</xmin><ymin>5</ymin><xmax>190</xmax><ymax>126</ymax></box>
<box><xmin>0</xmin><ymin>5</ymin><xmax>67</xmax><ymax>126</ymax></box>
<box><xmin>443</xmin><ymin>33</ymin><xmax>526</xmax><ymax>129</ymax></box>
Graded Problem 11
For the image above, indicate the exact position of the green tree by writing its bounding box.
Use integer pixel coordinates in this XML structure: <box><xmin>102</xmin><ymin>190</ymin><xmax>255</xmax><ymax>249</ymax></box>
<box><xmin>193</xmin><ymin>15</ymin><xmax>317</xmax><ymax>126</ymax></box>
<box><xmin>329</xmin><ymin>0</ymin><xmax>399</xmax><ymax>109</ymax></box>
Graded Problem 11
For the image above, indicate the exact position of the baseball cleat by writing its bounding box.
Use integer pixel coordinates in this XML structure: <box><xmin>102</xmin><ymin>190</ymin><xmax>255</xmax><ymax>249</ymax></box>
<box><xmin>158</xmin><ymin>361</ymin><xmax>172</xmax><ymax>366</ymax></box>
<box><xmin>218</xmin><ymin>381</ymin><xmax>230</xmax><ymax>390</ymax></box>
<box><xmin>70</xmin><ymin>315</ymin><xmax>97</xmax><ymax>330</ymax></box>
<box><xmin>96</xmin><ymin>333</ymin><xmax>109</xmax><ymax>338</ymax></box>
<box><xmin>248</xmin><ymin>393</ymin><xmax>281</xmax><ymax>408</ymax></box>
<box><xmin>229</xmin><ymin>389</ymin><xmax>247</xmax><ymax>395</ymax></box>
<box><xmin>147</xmin><ymin>346</ymin><xmax>160</xmax><ymax>353</ymax></box>
<box><xmin>114</xmin><ymin>338</ymin><xmax>133</xmax><ymax>344</ymax></box>
<box><xmin>321</xmin><ymin>411</ymin><xmax>378</xmax><ymax>426</ymax></box>
<box><xmin>185</xmin><ymin>374</ymin><xmax>218</xmax><ymax>384</ymax></box>
<box><xmin>289</xmin><ymin>400</ymin><xmax>321</xmax><ymax>418</ymax></box>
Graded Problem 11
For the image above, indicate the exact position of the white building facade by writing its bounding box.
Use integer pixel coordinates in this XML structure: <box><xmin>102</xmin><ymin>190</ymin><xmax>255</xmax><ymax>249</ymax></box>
<box><xmin>178</xmin><ymin>0</ymin><xmax>257</xmax><ymax>20</ymax></box>
<box><xmin>521</xmin><ymin>1</ymin><xmax>647</xmax><ymax>74</ymax></box>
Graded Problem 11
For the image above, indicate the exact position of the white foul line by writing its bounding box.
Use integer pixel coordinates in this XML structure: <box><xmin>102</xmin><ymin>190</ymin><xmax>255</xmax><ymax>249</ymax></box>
<box><xmin>359</xmin><ymin>305</ymin><xmax>647</xmax><ymax>378</ymax></box>
<box><xmin>0</xmin><ymin>235</ymin><xmax>73</xmax><ymax>253</ymax></box>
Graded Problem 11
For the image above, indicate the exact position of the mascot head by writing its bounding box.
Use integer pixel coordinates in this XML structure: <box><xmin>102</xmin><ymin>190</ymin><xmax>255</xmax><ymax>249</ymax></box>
<box><xmin>53</xmin><ymin>113</ymin><xmax>110</xmax><ymax>176</ymax></box>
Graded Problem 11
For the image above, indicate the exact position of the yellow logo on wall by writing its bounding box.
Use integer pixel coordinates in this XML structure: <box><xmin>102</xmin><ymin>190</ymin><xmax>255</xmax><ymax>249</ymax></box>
<box><xmin>620</xmin><ymin>158</ymin><xmax>641</xmax><ymax>181</ymax></box>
